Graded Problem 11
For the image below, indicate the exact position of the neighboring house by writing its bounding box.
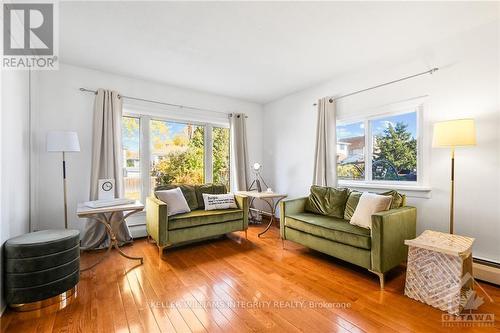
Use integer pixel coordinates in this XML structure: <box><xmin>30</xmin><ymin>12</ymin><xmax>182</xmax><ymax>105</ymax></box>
<box><xmin>337</xmin><ymin>142</ymin><xmax>350</xmax><ymax>161</ymax></box>
<box><xmin>337</xmin><ymin>136</ymin><xmax>365</xmax><ymax>163</ymax></box>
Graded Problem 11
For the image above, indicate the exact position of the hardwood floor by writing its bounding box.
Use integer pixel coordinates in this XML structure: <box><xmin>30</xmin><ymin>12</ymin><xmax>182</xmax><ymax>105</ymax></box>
<box><xmin>2</xmin><ymin>224</ymin><xmax>499</xmax><ymax>332</ymax></box>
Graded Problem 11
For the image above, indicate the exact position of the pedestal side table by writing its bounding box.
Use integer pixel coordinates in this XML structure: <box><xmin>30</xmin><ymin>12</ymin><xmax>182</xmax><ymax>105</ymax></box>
<box><xmin>77</xmin><ymin>201</ymin><xmax>144</xmax><ymax>270</ymax></box>
<box><xmin>236</xmin><ymin>191</ymin><xmax>287</xmax><ymax>237</ymax></box>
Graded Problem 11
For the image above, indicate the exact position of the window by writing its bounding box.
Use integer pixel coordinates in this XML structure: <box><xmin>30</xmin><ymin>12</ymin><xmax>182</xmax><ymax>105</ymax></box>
<box><xmin>337</xmin><ymin>121</ymin><xmax>365</xmax><ymax>180</ymax></box>
<box><xmin>371</xmin><ymin>112</ymin><xmax>417</xmax><ymax>181</ymax></box>
<box><xmin>150</xmin><ymin>120</ymin><xmax>205</xmax><ymax>187</ymax></box>
<box><xmin>122</xmin><ymin>116</ymin><xmax>141</xmax><ymax>200</ymax></box>
<box><xmin>336</xmin><ymin>109</ymin><xmax>419</xmax><ymax>183</ymax></box>
<box><xmin>212</xmin><ymin>127</ymin><xmax>230</xmax><ymax>190</ymax></box>
<box><xmin>121</xmin><ymin>113</ymin><xmax>231</xmax><ymax>204</ymax></box>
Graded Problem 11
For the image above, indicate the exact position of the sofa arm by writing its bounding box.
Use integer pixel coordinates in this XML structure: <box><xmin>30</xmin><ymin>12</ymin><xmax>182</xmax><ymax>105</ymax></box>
<box><xmin>235</xmin><ymin>194</ymin><xmax>249</xmax><ymax>230</ymax></box>
<box><xmin>370</xmin><ymin>206</ymin><xmax>417</xmax><ymax>273</ymax></box>
<box><xmin>280</xmin><ymin>197</ymin><xmax>308</xmax><ymax>239</ymax></box>
<box><xmin>146</xmin><ymin>196</ymin><xmax>169</xmax><ymax>246</ymax></box>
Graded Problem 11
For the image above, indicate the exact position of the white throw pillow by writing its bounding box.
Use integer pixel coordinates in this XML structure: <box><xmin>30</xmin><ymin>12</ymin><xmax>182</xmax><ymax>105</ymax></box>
<box><xmin>155</xmin><ymin>187</ymin><xmax>191</xmax><ymax>216</ymax></box>
<box><xmin>349</xmin><ymin>192</ymin><xmax>392</xmax><ymax>229</ymax></box>
<box><xmin>202</xmin><ymin>193</ymin><xmax>237</xmax><ymax>210</ymax></box>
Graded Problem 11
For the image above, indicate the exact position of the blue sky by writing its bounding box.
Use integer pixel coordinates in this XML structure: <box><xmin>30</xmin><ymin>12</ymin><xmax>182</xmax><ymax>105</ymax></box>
<box><xmin>337</xmin><ymin>112</ymin><xmax>417</xmax><ymax>140</ymax></box>
<box><xmin>124</xmin><ymin>112</ymin><xmax>417</xmax><ymax>151</ymax></box>
<box><xmin>122</xmin><ymin>119</ymin><xmax>140</xmax><ymax>151</ymax></box>
<box><xmin>123</xmin><ymin>137</ymin><xmax>138</xmax><ymax>151</ymax></box>
<box><xmin>123</xmin><ymin>120</ymin><xmax>189</xmax><ymax>152</ymax></box>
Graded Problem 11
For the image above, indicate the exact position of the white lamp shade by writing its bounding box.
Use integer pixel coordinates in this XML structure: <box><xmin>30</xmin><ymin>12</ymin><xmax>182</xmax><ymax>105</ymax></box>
<box><xmin>432</xmin><ymin>119</ymin><xmax>476</xmax><ymax>147</ymax></box>
<box><xmin>46</xmin><ymin>131</ymin><xmax>81</xmax><ymax>152</ymax></box>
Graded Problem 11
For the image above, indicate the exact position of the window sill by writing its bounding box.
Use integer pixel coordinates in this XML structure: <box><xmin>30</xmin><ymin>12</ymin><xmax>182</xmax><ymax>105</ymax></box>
<box><xmin>338</xmin><ymin>181</ymin><xmax>431</xmax><ymax>198</ymax></box>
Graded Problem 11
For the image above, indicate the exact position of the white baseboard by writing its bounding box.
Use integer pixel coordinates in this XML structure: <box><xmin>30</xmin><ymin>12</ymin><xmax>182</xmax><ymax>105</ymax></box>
<box><xmin>474</xmin><ymin>262</ymin><xmax>500</xmax><ymax>285</ymax></box>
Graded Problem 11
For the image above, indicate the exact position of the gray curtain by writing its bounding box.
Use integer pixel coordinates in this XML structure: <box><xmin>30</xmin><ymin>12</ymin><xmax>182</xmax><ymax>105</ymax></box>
<box><xmin>312</xmin><ymin>97</ymin><xmax>337</xmax><ymax>187</ymax></box>
<box><xmin>230</xmin><ymin>113</ymin><xmax>249</xmax><ymax>191</ymax></box>
<box><xmin>81</xmin><ymin>89</ymin><xmax>132</xmax><ymax>249</ymax></box>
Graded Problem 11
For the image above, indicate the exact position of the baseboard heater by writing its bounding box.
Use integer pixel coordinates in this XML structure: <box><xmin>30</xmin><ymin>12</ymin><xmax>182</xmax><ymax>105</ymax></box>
<box><xmin>129</xmin><ymin>223</ymin><xmax>147</xmax><ymax>239</ymax></box>
<box><xmin>473</xmin><ymin>258</ymin><xmax>500</xmax><ymax>286</ymax></box>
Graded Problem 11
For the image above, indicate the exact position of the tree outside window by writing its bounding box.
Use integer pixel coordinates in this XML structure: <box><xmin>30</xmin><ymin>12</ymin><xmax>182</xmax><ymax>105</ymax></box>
<box><xmin>371</xmin><ymin>112</ymin><xmax>417</xmax><ymax>181</ymax></box>
<box><xmin>150</xmin><ymin>120</ymin><xmax>204</xmax><ymax>186</ymax></box>
<box><xmin>212</xmin><ymin>127</ymin><xmax>230</xmax><ymax>190</ymax></box>
<box><xmin>336</xmin><ymin>110</ymin><xmax>418</xmax><ymax>182</ymax></box>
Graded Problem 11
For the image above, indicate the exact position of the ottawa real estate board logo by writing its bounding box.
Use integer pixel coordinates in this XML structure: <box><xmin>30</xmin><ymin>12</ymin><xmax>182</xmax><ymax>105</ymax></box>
<box><xmin>2</xmin><ymin>2</ymin><xmax>58</xmax><ymax>70</ymax></box>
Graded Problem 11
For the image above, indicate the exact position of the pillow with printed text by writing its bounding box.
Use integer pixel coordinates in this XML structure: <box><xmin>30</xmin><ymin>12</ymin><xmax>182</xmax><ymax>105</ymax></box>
<box><xmin>202</xmin><ymin>193</ymin><xmax>238</xmax><ymax>210</ymax></box>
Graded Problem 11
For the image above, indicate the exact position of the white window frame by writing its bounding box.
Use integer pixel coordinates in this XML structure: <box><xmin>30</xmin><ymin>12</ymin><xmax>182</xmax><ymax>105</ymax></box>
<box><xmin>337</xmin><ymin>101</ymin><xmax>429</xmax><ymax>194</ymax></box>
<box><xmin>122</xmin><ymin>110</ymin><xmax>230</xmax><ymax>205</ymax></box>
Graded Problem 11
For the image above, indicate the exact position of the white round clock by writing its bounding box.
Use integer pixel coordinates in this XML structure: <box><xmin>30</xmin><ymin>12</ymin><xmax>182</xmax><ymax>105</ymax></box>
<box><xmin>102</xmin><ymin>181</ymin><xmax>113</xmax><ymax>192</ymax></box>
<box><xmin>98</xmin><ymin>179</ymin><xmax>115</xmax><ymax>200</ymax></box>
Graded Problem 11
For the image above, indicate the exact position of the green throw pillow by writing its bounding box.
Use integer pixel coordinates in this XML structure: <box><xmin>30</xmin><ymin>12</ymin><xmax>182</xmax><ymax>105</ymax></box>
<box><xmin>305</xmin><ymin>185</ymin><xmax>350</xmax><ymax>219</ymax></box>
<box><xmin>155</xmin><ymin>184</ymin><xmax>199</xmax><ymax>211</ymax></box>
<box><xmin>344</xmin><ymin>190</ymin><xmax>362</xmax><ymax>220</ymax></box>
<box><xmin>380</xmin><ymin>190</ymin><xmax>406</xmax><ymax>209</ymax></box>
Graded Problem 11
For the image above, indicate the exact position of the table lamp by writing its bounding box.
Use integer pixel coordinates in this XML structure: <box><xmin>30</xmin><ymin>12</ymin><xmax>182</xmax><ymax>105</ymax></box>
<box><xmin>249</xmin><ymin>162</ymin><xmax>269</xmax><ymax>192</ymax></box>
<box><xmin>432</xmin><ymin>119</ymin><xmax>476</xmax><ymax>234</ymax></box>
<box><xmin>47</xmin><ymin>131</ymin><xmax>81</xmax><ymax>228</ymax></box>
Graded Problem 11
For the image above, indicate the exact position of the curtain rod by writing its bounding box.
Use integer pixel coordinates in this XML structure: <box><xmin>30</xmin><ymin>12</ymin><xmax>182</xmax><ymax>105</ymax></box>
<box><xmin>78</xmin><ymin>88</ymin><xmax>247</xmax><ymax>118</ymax></box>
<box><xmin>313</xmin><ymin>67</ymin><xmax>439</xmax><ymax>106</ymax></box>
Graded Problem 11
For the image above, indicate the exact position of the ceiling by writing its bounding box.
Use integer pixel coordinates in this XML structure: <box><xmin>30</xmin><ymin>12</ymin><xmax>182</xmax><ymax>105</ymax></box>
<box><xmin>60</xmin><ymin>2</ymin><xmax>498</xmax><ymax>104</ymax></box>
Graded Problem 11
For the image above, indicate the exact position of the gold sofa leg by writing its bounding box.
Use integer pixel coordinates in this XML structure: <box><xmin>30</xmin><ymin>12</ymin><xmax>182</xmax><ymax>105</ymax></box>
<box><xmin>245</xmin><ymin>230</ymin><xmax>248</xmax><ymax>239</ymax></box>
<box><xmin>281</xmin><ymin>238</ymin><xmax>285</xmax><ymax>249</ymax></box>
<box><xmin>369</xmin><ymin>270</ymin><xmax>385</xmax><ymax>289</ymax></box>
<box><xmin>147</xmin><ymin>234</ymin><xmax>156</xmax><ymax>244</ymax></box>
<box><xmin>158</xmin><ymin>245</ymin><xmax>166</xmax><ymax>258</ymax></box>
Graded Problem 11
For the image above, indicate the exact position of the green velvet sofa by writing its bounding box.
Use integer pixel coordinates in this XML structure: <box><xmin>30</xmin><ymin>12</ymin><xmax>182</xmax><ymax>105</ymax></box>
<box><xmin>146</xmin><ymin>184</ymin><xmax>249</xmax><ymax>257</ymax></box>
<box><xmin>280</xmin><ymin>187</ymin><xmax>416</xmax><ymax>289</ymax></box>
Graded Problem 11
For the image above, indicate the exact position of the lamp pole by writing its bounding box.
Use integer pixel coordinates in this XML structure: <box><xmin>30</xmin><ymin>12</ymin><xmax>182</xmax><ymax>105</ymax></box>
<box><xmin>62</xmin><ymin>151</ymin><xmax>68</xmax><ymax>229</ymax></box>
<box><xmin>47</xmin><ymin>131</ymin><xmax>80</xmax><ymax>229</ymax></box>
<box><xmin>450</xmin><ymin>147</ymin><xmax>455</xmax><ymax>234</ymax></box>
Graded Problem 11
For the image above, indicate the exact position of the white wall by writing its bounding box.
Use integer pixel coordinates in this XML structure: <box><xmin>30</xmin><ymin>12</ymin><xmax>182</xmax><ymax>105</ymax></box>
<box><xmin>0</xmin><ymin>70</ymin><xmax>31</xmax><ymax>313</ymax></box>
<box><xmin>31</xmin><ymin>63</ymin><xmax>264</xmax><ymax>234</ymax></box>
<box><xmin>263</xmin><ymin>20</ymin><xmax>500</xmax><ymax>263</ymax></box>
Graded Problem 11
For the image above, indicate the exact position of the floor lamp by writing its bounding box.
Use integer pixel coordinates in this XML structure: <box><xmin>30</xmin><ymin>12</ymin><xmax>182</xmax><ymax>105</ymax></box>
<box><xmin>47</xmin><ymin>131</ymin><xmax>81</xmax><ymax>229</ymax></box>
<box><xmin>432</xmin><ymin>119</ymin><xmax>476</xmax><ymax>234</ymax></box>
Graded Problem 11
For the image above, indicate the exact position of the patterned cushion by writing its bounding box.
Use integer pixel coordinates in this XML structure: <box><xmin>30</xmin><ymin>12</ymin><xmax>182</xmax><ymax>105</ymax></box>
<box><xmin>195</xmin><ymin>184</ymin><xmax>227</xmax><ymax>209</ymax></box>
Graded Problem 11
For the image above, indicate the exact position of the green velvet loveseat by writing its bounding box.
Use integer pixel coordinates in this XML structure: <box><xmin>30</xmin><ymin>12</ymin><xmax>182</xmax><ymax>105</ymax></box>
<box><xmin>280</xmin><ymin>186</ymin><xmax>416</xmax><ymax>289</ymax></box>
<box><xmin>146</xmin><ymin>184</ymin><xmax>249</xmax><ymax>257</ymax></box>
